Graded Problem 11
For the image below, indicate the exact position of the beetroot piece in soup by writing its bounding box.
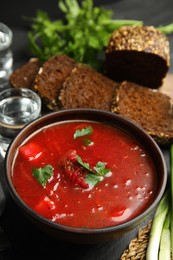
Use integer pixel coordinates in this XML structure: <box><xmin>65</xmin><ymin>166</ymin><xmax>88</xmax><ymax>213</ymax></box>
<box><xmin>12</xmin><ymin>120</ymin><xmax>157</xmax><ymax>229</ymax></box>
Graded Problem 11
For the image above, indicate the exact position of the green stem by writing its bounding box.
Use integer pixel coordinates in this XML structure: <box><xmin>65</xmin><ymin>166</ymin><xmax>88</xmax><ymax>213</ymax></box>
<box><xmin>158</xmin><ymin>23</ymin><xmax>173</xmax><ymax>34</ymax></box>
<box><xmin>159</xmin><ymin>209</ymin><xmax>171</xmax><ymax>260</ymax></box>
<box><xmin>146</xmin><ymin>190</ymin><xmax>170</xmax><ymax>260</ymax></box>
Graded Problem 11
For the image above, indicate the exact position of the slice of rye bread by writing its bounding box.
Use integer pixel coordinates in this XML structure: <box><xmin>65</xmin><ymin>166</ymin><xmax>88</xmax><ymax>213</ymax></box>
<box><xmin>111</xmin><ymin>81</ymin><xmax>173</xmax><ymax>146</ymax></box>
<box><xmin>105</xmin><ymin>26</ymin><xmax>170</xmax><ymax>88</ymax></box>
<box><xmin>59</xmin><ymin>64</ymin><xmax>118</xmax><ymax>111</ymax></box>
<box><xmin>33</xmin><ymin>55</ymin><xmax>77</xmax><ymax>110</ymax></box>
<box><xmin>9</xmin><ymin>58</ymin><xmax>40</xmax><ymax>89</ymax></box>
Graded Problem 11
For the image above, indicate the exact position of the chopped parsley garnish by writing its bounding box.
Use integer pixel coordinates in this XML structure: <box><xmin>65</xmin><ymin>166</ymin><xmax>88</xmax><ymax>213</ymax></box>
<box><xmin>94</xmin><ymin>161</ymin><xmax>110</xmax><ymax>176</ymax></box>
<box><xmin>76</xmin><ymin>154</ymin><xmax>110</xmax><ymax>187</ymax></box>
<box><xmin>76</xmin><ymin>154</ymin><xmax>94</xmax><ymax>173</ymax></box>
<box><xmin>84</xmin><ymin>139</ymin><xmax>93</xmax><ymax>146</ymax></box>
<box><xmin>32</xmin><ymin>125</ymin><xmax>110</xmax><ymax>189</ymax></box>
<box><xmin>73</xmin><ymin>126</ymin><xmax>93</xmax><ymax>139</ymax></box>
<box><xmin>85</xmin><ymin>173</ymin><xmax>103</xmax><ymax>187</ymax></box>
<box><xmin>32</xmin><ymin>164</ymin><xmax>54</xmax><ymax>188</ymax></box>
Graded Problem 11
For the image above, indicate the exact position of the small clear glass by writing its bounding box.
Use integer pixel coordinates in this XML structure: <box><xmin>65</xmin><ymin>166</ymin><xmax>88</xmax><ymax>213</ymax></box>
<box><xmin>0</xmin><ymin>23</ymin><xmax>13</xmax><ymax>87</ymax></box>
<box><xmin>0</xmin><ymin>88</ymin><xmax>41</xmax><ymax>158</ymax></box>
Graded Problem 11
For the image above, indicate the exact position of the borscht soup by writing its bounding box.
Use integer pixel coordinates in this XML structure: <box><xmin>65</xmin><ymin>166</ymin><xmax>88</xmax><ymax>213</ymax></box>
<box><xmin>12</xmin><ymin>120</ymin><xmax>157</xmax><ymax>229</ymax></box>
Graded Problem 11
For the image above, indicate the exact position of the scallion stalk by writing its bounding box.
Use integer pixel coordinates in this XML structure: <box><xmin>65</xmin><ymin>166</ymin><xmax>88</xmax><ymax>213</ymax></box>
<box><xmin>159</xmin><ymin>209</ymin><xmax>171</xmax><ymax>260</ymax></box>
<box><xmin>146</xmin><ymin>190</ymin><xmax>170</xmax><ymax>260</ymax></box>
<box><xmin>158</xmin><ymin>23</ymin><xmax>173</xmax><ymax>34</ymax></box>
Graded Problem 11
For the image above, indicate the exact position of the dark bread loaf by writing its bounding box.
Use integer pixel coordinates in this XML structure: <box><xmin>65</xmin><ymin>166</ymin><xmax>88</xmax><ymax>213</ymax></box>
<box><xmin>59</xmin><ymin>64</ymin><xmax>117</xmax><ymax>111</ymax></box>
<box><xmin>33</xmin><ymin>55</ymin><xmax>77</xmax><ymax>110</ymax></box>
<box><xmin>111</xmin><ymin>81</ymin><xmax>173</xmax><ymax>146</ymax></box>
<box><xmin>105</xmin><ymin>26</ymin><xmax>170</xmax><ymax>88</ymax></box>
<box><xmin>9</xmin><ymin>58</ymin><xmax>40</xmax><ymax>89</ymax></box>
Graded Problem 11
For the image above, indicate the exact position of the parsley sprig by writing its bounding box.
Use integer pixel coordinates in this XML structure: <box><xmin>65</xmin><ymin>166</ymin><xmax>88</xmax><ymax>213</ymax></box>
<box><xmin>32</xmin><ymin>165</ymin><xmax>54</xmax><ymax>187</ymax></box>
<box><xmin>32</xmin><ymin>125</ymin><xmax>110</xmax><ymax>189</ymax></box>
<box><xmin>76</xmin><ymin>155</ymin><xmax>110</xmax><ymax>187</ymax></box>
<box><xmin>94</xmin><ymin>161</ymin><xmax>110</xmax><ymax>176</ymax></box>
<box><xmin>74</xmin><ymin>126</ymin><xmax>110</xmax><ymax>187</ymax></box>
<box><xmin>74</xmin><ymin>126</ymin><xmax>93</xmax><ymax>146</ymax></box>
<box><xmin>73</xmin><ymin>126</ymin><xmax>93</xmax><ymax>138</ymax></box>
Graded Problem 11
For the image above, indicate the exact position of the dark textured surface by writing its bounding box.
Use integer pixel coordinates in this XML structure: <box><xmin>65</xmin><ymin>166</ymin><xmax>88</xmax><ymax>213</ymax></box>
<box><xmin>0</xmin><ymin>0</ymin><xmax>172</xmax><ymax>259</ymax></box>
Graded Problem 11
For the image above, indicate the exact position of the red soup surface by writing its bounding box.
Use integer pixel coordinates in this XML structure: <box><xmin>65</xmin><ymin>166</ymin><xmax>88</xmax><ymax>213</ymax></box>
<box><xmin>12</xmin><ymin>120</ymin><xmax>157</xmax><ymax>228</ymax></box>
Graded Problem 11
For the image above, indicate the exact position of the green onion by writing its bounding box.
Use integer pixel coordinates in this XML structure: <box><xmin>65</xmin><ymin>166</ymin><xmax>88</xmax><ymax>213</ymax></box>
<box><xmin>146</xmin><ymin>190</ymin><xmax>170</xmax><ymax>260</ymax></box>
<box><xmin>158</xmin><ymin>23</ymin><xmax>173</xmax><ymax>34</ymax></box>
<box><xmin>159</xmin><ymin>209</ymin><xmax>171</xmax><ymax>260</ymax></box>
<box><xmin>145</xmin><ymin>145</ymin><xmax>173</xmax><ymax>259</ymax></box>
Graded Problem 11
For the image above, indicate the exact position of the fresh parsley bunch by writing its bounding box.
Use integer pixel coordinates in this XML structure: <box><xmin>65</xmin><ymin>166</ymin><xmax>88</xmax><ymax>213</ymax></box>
<box><xmin>27</xmin><ymin>0</ymin><xmax>142</xmax><ymax>70</ymax></box>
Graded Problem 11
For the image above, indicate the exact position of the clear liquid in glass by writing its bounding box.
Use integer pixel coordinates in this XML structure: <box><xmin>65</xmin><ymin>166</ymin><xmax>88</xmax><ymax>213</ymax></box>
<box><xmin>0</xmin><ymin>88</ymin><xmax>41</xmax><ymax>158</ymax></box>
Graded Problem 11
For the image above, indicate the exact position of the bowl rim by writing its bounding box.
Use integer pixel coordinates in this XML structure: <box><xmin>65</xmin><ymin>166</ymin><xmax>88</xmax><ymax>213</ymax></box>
<box><xmin>5</xmin><ymin>108</ymin><xmax>167</xmax><ymax>234</ymax></box>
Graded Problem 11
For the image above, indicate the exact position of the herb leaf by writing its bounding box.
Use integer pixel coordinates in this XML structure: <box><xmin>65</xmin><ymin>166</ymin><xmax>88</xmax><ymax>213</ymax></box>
<box><xmin>84</xmin><ymin>139</ymin><xmax>93</xmax><ymax>146</ymax></box>
<box><xmin>85</xmin><ymin>173</ymin><xmax>103</xmax><ymax>187</ymax></box>
<box><xmin>76</xmin><ymin>154</ymin><xmax>94</xmax><ymax>174</ymax></box>
<box><xmin>76</xmin><ymin>154</ymin><xmax>110</xmax><ymax>187</ymax></box>
<box><xmin>94</xmin><ymin>161</ymin><xmax>110</xmax><ymax>176</ymax></box>
<box><xmin>74</xmin><ymin>126</ymin><xmax>93</xmax><ymax>139</ymax></box>
<box><xmin>32</xmin><ymin>164</ymin><xmax>53</xmax><ymax>187</ymax></box>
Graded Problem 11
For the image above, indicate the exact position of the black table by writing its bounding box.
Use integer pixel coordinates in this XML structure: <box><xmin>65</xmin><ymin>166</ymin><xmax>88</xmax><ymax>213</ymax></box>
<box><xmin>0</xmin><ymin>0</ymin><xmax>173</xmax><ymax>259</ymax></box>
